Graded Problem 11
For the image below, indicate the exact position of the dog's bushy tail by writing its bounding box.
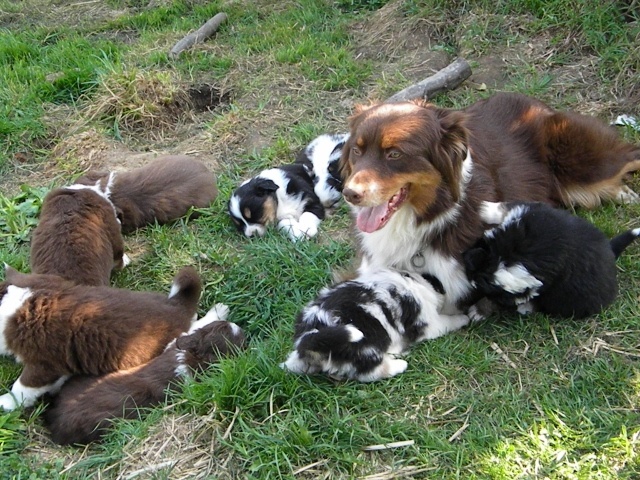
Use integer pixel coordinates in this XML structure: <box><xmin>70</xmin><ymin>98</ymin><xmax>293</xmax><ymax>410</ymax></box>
<box><xmin>610</xmin><ymin>228</ymin><xmax>640</xmax><ymax>259</ymax></box>
<box><xmin>167</xmin><ymin>266</ymin><xmax>202</xmax><ymax>312</ymax></box>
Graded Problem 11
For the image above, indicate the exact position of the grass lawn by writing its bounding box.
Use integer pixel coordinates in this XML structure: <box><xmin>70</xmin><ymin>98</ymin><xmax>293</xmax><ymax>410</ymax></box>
<box><xmin>0</xmin><ymin>0</ymin><xmax>639</xmax><ymax>478</ymax></box>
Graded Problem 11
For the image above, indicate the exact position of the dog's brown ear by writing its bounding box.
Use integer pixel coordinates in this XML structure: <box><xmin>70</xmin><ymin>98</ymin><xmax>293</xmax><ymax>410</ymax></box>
<box><xmin>175</xmin><ymin>332</ymin><xmax>198</xmax><ymax>352</ymax></box>
<box><xmin>433</xmin><ymin>108</ymin><xmax>469</xmax><ymax>202</ymax></box>
<box><xmin>351</xmin><ymin>102</ymin><xmax>374</xmax><ymax>117</ymax></box>
<box><xmin>338</xmin><ymin>135</ymin><xmax>354</xmax><ymax>181</ymax></box>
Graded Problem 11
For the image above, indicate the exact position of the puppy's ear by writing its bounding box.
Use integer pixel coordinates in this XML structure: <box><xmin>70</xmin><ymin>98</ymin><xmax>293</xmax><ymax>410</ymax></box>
<box><xmin>351</xmin><ymin>102</ymin><xmax>374</xmax><ymax>118</ymax></box>
<box><xmin>254</xmin><ymin>178</ymin><xmax>278</xmax><ymax>197</ymax></box>
<box><xmin>463</xmin><ymin>246</ymin><xmax>489</xmax><ymax>276</ymax></box>
<box><xmin>175</xmin><ymin>333</ymin><xmax>198</xmax><ymax>352</ymax></box>
<box><xmin>433</xmin><ymin>109</ymin><xmax>469</xmax><ymax>202</ymax></box>
<box><xmin>114</xmin><ymin>206</ymin><xmax>125</xmax><ymax>226</ymax></box>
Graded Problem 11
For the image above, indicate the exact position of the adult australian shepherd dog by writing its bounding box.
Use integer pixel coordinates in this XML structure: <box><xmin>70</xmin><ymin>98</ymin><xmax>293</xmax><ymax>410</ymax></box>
<box><xmin>339</xmin><ymin>92</ymin><xmax>640</xmax><ymax>313</ymax></box>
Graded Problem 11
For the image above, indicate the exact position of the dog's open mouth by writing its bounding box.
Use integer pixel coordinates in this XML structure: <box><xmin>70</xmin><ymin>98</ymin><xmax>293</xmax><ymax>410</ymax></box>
<box><xmin>356</xmin><ymin>186</ymin><xmax>408</xmax><ymax>233</ymax></box>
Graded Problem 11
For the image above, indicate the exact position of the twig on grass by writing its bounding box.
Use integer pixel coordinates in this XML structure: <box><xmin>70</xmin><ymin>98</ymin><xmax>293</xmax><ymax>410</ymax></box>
<box><xmin>170</xmin><ymin>12</ymin><xmax>228</xmax><ymax>59</ymax></box>
<box><xmin>222</xmin><ymin>406</ymin><xmax>240</xmax><ymax>440</ymax></box>
<box><xmin>490</xmin><ymin>342</ymin><xmax>518</xmax><ymax>369</ymax></box>
<box><xmin>385</xmin><ymin>57</ymin><xmax>472</xmax><ymax>103</ymax></box>
<box><xmin>123</xmin><ymin>460</ymin><xmax>176</xmax><ymax>480</ymax></box>
<box><xmin>448</xmin><ymin>409</ymin><xmax>471</xmax><ymax>443</ymax></box>
<box><xmin>362</xmin><ymin>439</ymin><xmax>415</xmax><ymax>451</ymax></box>
<box><xmin>293</xmin><ymin>460</ymin><xmax>328</xmax><ymax>475</ymax></box>
<box><xmin>360</xmin><ymin>466</ymin><xmax>437</xmax><ymax>480</ymax></box>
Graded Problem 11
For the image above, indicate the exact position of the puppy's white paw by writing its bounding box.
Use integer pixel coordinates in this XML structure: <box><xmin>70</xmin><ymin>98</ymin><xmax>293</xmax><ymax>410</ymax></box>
<box><xmin>468</xmin><ymin>305</ymin><xmax>487</xmax><ymax>323</ymax></box>
<box><xmin>189</xmin><ymin>303</ymin><xmax>231</xmax><ymax>332</ymax></box>
<box><xmin>615</xmin><ymin>185</ymin><xmax>640</xmax><ymax>204</ymax></box>
<box><xmin>0</xmin><ymin>392</ymin><xmax>20</xmax><ymax>411</ymax></box>
<box><xmin>297</xmin><ymin>212</ymin><xmax>321</xmax><ymax>239</ymax></box>
<box><xmin>387</xmin><ymin>358</ymin><xmax>408</xmax><ymax>377</ymax></box>
<box><xmin>121</xmin><ymin>254</ymin><xmax>132</xmax><ymax>267</ymax></box>
<box><xmin>517</xmin><ymin>302</ymin><xmax>534</xmax><ymax>315</ymax></box>
<box><xmin>212</xmin><ymin>303</ymin><xmax>230</xmax><ymax>322</ymax></box>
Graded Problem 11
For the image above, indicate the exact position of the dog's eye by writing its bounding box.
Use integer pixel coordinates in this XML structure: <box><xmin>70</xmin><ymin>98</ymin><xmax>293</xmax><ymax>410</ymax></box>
<box><xmin>387</xmin><ymin>150</ymin><xmax>401</xmax><ymax>160</ymax></box>
<box><xmin>351</xmin><ymin>146</ymin><xmax>362</xmax><ymax>156</ymax></box>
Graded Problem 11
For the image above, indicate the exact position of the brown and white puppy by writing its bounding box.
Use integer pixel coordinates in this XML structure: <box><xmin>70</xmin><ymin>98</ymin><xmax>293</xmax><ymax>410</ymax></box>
<box><xmin>339</xmin><ymin>92</ymin><xmax>640</xmax><ymax>314</ymax></box>
<box><xmin>0</xmin><ymin>265</ymin><xmax>202</xmax><ymax>411</ymax></box>
<box><xmin>30</xmin><ymin>184</ymin><xmax>127</xmax><ymax>287</ymax></box>
<box><xmin>44</xmin><ymin>304</ymin><xmax>246</xmax><ymax>445</ymax></box>
<box><xmin>75</xmin><ymin>155</ymin><xmax>218</xmax><ymax>233</ymax></box>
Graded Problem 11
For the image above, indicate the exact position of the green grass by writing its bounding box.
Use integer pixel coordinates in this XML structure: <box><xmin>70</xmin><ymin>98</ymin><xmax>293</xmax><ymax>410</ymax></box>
<box><xmin>1</xmin><ymin>0</ymin><xmax>640</xmax><ymax>478</ymax></box>
<box><xmin>0</xmin><ymin>29</ymin><xmax>122</xmax><ymax>170</ymax></box>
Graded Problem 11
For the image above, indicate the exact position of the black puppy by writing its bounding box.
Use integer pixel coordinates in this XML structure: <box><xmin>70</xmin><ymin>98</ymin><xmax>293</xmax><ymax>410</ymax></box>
<box><xmin>463</xmin><ymin>201</ymin><xmax>640</xmax><ymax>319</ymax></box>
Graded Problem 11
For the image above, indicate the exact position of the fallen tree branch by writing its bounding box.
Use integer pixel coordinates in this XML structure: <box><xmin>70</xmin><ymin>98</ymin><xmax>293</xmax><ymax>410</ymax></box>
<box><xmin>385</xmin><ymin>57</ymin><xmax>472</xmax><ymax>103</ymax></box>
<box><xmin>170</xmin><ymin>12</ymin><xmax>227</xmax><ymax>59</ymax></box>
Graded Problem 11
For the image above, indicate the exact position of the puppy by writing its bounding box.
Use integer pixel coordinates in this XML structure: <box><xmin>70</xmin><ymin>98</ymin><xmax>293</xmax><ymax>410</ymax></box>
<box><xmin>0</xmin><ymin>265</ymin><xmax>202</xmax><ymax>411</ymax></box>
<box><xmin>295</xmin><ymin>133</ymin><xmax>349</xmax><ymax>210</ymax></box>
<box><xmin>281</xmin><ymin>268</ymin><xmax>470</xmax><ymax>382</ymax></box>
<box><xmin>463</xmin><ymin>201</ymin><xmax>640</xmax><ymax>318</ymax></box>
<box><xmin>75</xmin><ymin>155</ymin><xmax>218</xmax><ymax>233</ymax></box>
<box><xmin>339</xmin><ymin>92</ymin><xmax>640</xmax><ymax>313</ymax></box>
<box><xmin>44</xmin><ymin>304</ymin><xmax>246</xmax><ymax>445</ymax></box>
<box><xmin>228</xmin><ymin>164</ymin><xmax>326</xmax><ymax>241</ymax></box>
<box><xmin>30</xmin><ymin>184</ymin><xmax>127</xmax><ymax>287</ymax></box>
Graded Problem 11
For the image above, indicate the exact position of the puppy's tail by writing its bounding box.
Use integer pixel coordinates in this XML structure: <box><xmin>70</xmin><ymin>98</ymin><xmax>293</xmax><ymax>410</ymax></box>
<box><xmin>168</xmin><ymin>266</ymin><xmax>202</xmax><ymax>312</ymax></box>
<box><xmin>610</xmin><ymin>228</ymin><xmax>640</xmax><ymax>259</ymax></box>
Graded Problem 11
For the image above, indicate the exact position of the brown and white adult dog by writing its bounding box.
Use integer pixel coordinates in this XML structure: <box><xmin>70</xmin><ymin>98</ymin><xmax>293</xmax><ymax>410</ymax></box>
<box><xmin>339</xmin><ymin>92</ymin><xmax>640</xmax><ymax>314</ymax></box>
<box><xmin>75</xmin><ymin>155</ymin><xmax>218</xmax><ymax>233</ymax></box>
<box><xmin>0</xmin><ymin>265</ymin><xmax>202</xmax><ymax>411</ymax></box>
<box><xmin>30</xmin><ymin>184</ymin><xmax>127</xmax><ymax>287</ymax></box>
<box><xmin>44</xmin><ymin>304</ymin><xmax>246</xmax><ymax>445</ymax></box>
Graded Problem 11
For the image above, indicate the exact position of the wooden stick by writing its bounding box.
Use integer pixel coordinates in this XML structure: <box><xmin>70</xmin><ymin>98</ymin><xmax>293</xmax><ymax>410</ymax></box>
<box><xmin>362</xmin><ymin>439</ymin><xmax>415</xmax><ymax>451</ymax></box>
<box><xmin>170</xmin><ymin>12</ymin><xmax>227</xmax><ymax>59</ymax></box>
<box><xmin>385</xmin><ymin>57</ymin><xmax>472</xmax><ymax>103</ymax></box>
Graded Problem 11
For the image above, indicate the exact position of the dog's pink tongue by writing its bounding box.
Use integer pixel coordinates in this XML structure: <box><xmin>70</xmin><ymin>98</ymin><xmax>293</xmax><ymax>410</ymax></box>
<box><xmin>356</xmin><ymin>204</ymin><xmax>388</xmax><ymax>233</ymax></box>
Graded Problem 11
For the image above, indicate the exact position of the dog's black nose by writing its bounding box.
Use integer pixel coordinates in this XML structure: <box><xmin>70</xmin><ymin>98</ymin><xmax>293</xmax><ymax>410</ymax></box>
<box><xmin>342</xmin><ymin>188</ymin><xmax>362</xmax><ymax>205</ymax></box>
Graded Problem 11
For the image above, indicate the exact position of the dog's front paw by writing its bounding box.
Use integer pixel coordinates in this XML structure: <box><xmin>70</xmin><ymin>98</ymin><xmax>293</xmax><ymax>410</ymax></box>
<box><xmin>121</xmin><ymin>254</ymin><xmax>132</xmax><ymax>267</ymax></box>
<box><xmin>615</xmin><ymin>185</ymin><xmax>640</xmax><ymax>204</ymax></box>
<box><xmin>211</xmin><ymin>303</ymin><xmax>230</xmax><ymax>321</ymax></box>
<box><xmin>0</xmin><ymin>392</ymin><xmax>20</xmax><ymax>411</ymax></box>
<box><xmin>278</xmin><ymin>218</ymin><xmax>315</xmax><ymax>241</ymax></box>
<box><xmin>468</xmin><ymin>305</ymin><xmax>486</xmax><ymax>323</ymax></box>
<box><xmin>516</xmin><ymin>301</ymin><xmax>534</xmax><ymax>315</ymax></box>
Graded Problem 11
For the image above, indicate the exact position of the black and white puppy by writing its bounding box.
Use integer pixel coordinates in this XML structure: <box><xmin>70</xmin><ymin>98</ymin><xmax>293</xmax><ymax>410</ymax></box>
<box><xmin>463</xmin><ymin>201</ymin><xmax>640</xmax><ymax>319</ymax></box>
<box><xmin>295</xmin><ymin>133</ymin><xmax>349</xmax><ymax>210</ymax></box>
<box><xmin>281</xmin><ymin>268</ymin><xmax>470</xmax><ymax>382</ymax></box>
<box><xmin>228</xmin><ymin>164</ymin><xmax>326</xmax><ymax>241</ymax></box>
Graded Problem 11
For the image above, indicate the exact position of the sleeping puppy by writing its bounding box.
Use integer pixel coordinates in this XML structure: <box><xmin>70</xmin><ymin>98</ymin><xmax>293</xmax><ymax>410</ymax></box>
<box><xmin>463</xmin><ymin>201</ymin><xmax>640</xmax><ymax>319</ymax></box>
<box><xmin>295</xmin><ymin>133</ymin><xmax>349</xmax><ymax>211</ymax></box>
<box><xmin>281</xmin><ymin>268</ymin><xmax>470</xmax><ymax>382</ymax></box>
<box><xmin>30</xmin><ymin>184</ymin><xmax>127</xmax><ymax>287</ymax></box>
<box><xmin>75</xmin><ymin>155</ymin><xmax>218</xmax><ymax>233</ymax></box>
<box><xmin>228</xmin><ymin>164</ymin><xmax>326</xmax><ymax>241</ymax></box>
<box><xmin>44</xmin><ymin>304</ymin><xmax>246</xmax><ymax>445</ymax></box>
<box><xmin>0</xmin><ymin>265</ymin><xmax>202</xmax><ymax>411</ymax></box>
